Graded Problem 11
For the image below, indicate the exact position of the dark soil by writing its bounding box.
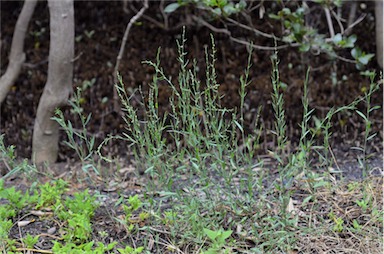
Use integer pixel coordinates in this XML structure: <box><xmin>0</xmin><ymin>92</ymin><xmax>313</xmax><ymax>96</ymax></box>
<box><xmin>0</xmin><ymin>1</ymin><xmax>383</xmax><ymax>252</ymax></box>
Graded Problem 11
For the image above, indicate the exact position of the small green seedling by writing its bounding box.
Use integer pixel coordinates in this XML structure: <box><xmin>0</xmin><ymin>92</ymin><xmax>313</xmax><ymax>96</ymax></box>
<box><xmin>52</xmin><ymin>240</ymin><xmax>117</xmax><ymax>253</ymax></box>
<box><xmin>0</xmin><ymin>185</ymin><xmax>34</xmax><ymax>210</ymax></box>
<box><xmin>37</xmin><ymin>179</ymin><xmax>68</xmax><ymax>208</ymax></box>
<box><xmin>352</xmin><ymin>219</ymin><xmax>362</xmax><ymax>230</ymax></box>
<box><xmin>24</xmin><ymin>234</ymin><xmax>39</xmax><ymax>248</ymax></box>
<box><xmin>117</xmin><ymin>246</ymin><xmax>144</xmax><ymax>254</ymax></box>
<box><xmin>117</xmin><ymin>195</ymin><xmax>147</xmax><ymax>233</ymax></box>
<box><xmin>329</xmin><ymin>211</ymin><xmax>344</xmax><ymax>233</ymax></box>
<box><xmin>0</xmin><ymin>220</ymin><xmax>13</xmax><ymax>241</ymax></box>
<box><xmin>66</xmin><ymin>213</ymin><xmax>93</xmax><ymax>242</ymax></box>
<box><xmin>202</xmin><ymin>228</ymin><xmax>233</xmax><ymax>253</ymax></box>
<box><xmin>356</xmin><ymin>197</ymin><xmax>371</xmax><ymax>212</ymax></box>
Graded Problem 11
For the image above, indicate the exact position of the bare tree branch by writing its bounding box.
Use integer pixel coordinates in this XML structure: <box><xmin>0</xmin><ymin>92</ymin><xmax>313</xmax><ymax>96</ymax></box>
<box><xmin>225</xmin><ymin>17</ymin><xmax>279</xmax><ymax>40</ymax></box>
<box><xmin>347</xmin><ymin>2</ymin><xmax>357</xmax><ymax>29</ymax></box>
<box><xmin>192</xmin><ymin>16</ymin><xmax>290</xmax><ymax>50</ymax></box>
<box><xmin>344</xmin><ymin>13</ymin><xmax>366</xmax><ymax>36</ymax></box>
<box><xmin>113</xmin><ymin>0</ymin><xmax>148</xmax><ymax>112</ymax></box>
<box><xmin>324</xmin><ymin>7</ymin><xmax>335</xmax><ymax>38</ymax></box>
<box><xmin>159</xmin><ymin>0</ymin><xmax>169</xmax><ymax>30</ymax></box>
<box><xmin>330</xmin><ymin>8</ymin><xmax>344</xmax><ymax>34</ymax></box>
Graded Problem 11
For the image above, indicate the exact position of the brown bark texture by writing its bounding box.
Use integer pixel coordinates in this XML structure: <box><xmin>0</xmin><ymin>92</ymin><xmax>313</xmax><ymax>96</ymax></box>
<box><xmin>0</xmin><ymin>0</ymin><xmax>37</xmax><ymax>104</ymax></box>
<box><xmin>32</xmin><ymin>0</ymin><xmax>74</xmax><ymax>164</ymax></box>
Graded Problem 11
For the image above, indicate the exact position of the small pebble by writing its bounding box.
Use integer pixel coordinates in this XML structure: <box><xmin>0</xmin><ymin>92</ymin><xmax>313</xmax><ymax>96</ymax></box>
<box><xmin>47</xmin><ymin>227</ymin><xmax>56</xmax><ymax>234</ymax></box>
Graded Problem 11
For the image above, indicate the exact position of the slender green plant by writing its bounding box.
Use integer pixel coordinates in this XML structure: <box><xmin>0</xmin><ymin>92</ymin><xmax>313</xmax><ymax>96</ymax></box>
<box><xmin>270</xmin><ymin>51</ymin><xmax>288</xmax><ymax>165</ymax></box>
<box><xmin>52</xmin><ymin>87</ymin><xmax>99</xmax><ymax>176</ymax></box>
<box><xmin>354</xmin><ymin>71</ymin><xmax>381</xmax><ymax>177</ymax></box>
<box><xmin>296</xmin><ymin>68</ymin><xmax>315</xmax><ymax>173</ymax></box>
<box><xmin>0</xmin><ymin>135</ymin><xmax>37</xmax><ymax>179</ymax></box>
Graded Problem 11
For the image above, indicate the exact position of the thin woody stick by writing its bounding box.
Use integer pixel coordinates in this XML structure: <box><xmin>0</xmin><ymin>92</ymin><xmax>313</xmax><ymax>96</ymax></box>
<box><xmin>113</xmin><ymin>0</ymin><xmax>148</xmax><ymax>112</ymax></box>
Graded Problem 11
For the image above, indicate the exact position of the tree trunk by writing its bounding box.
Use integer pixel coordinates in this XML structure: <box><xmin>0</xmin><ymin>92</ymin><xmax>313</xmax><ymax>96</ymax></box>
<box><xmin>32</xmin><ymin>0</ymin><xmax>74</xmax><ymax>164</ymax></box>
<box><xmin>0</xmin><ymin>0</ymin><xmax>37</xmax><ymax>104</ymax></box>
<box><xmin>375</xmin><ymin>1</ymin><xmax>383</xmax><ymax>68</ymax></box>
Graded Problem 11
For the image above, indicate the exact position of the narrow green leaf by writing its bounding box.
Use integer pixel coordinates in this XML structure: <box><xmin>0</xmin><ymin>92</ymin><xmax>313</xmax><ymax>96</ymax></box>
<box><xmin>369</xmin><ymin>105</ymin><xmax>381</xmax><ymax>111</ymax></box>
<box><xmin>302</xmin><ymin>195</ymin><xmax>313</xmax><ymax>206</ymax></box>
<box><xmin>164</xmin><ymin>3</ymin><xmax>180</xmax><ymax>13</ymax></box>
<box><xmin>367</xmin><ymin>133</ymin><xmax>377</xmax><ymax>141</ymax></box>
<box><xmin>355</xmin><ymin>110</ymin><xmax>367</xmax><ymax>121</ymax></box>
<box><xmin>234</xmin><ymin>120</ymin><xmax>243</xmax><ymax>132</ymax></box>
<box><xmin>350</xmin><ymin>146</ymin><xmax>364</xmax><ymax>152</ymax></box>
